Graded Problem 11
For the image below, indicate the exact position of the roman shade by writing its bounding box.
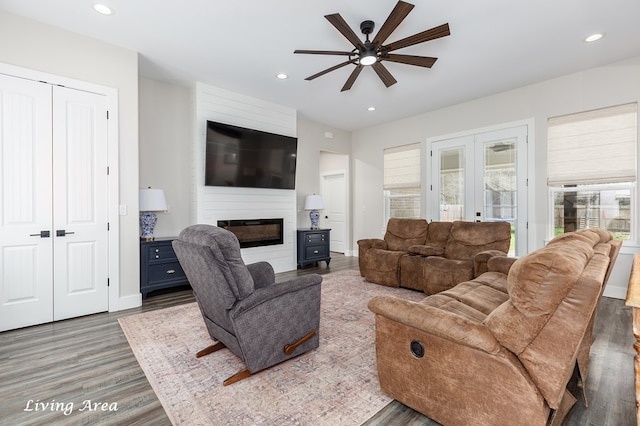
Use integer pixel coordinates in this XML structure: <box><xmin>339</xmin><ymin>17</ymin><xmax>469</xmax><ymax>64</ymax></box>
<box><xmin>547</xmin><ymin>103</ymin><xmax>637</xmax><ymax>186</ymax></box>
<box><xmin>383</xmin><ymin>143</ymin><xmax>421</xmax><ymax>190</ymax></box>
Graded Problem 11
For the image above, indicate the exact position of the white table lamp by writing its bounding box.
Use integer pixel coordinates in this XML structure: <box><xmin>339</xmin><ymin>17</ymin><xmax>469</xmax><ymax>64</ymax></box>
<box><xmin>304</xmin><ymin>194</ymin><xmax>325</xmax><ymax>229</ymax></box>
<box><xmin>139</xmin><ymin>188</ymin><xmax>168</xmax><ymax>240</ymax></box>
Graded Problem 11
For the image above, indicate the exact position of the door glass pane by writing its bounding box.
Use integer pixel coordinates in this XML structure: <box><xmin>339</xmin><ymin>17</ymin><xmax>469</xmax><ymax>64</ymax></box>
<box><xmin>483</xmin><ymin>139</ymin><xmax>516</xmax><ymax>255</ymax></box>
<box><xmin>440</xmin><ymin>148</ymin><xmax>465</xmax><ymax>221</ymax></box>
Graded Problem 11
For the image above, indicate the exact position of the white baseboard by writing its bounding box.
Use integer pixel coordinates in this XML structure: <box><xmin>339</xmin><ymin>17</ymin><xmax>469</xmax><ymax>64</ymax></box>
<box><xmin>603</xmin><ymin>285</ymin><xmax>627</xmax><ymax>300</ymax></box>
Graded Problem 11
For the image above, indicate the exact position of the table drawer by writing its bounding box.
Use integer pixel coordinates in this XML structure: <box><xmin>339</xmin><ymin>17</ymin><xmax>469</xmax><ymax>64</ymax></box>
<box><xmin>146</xmin><ymin>244</ymin><xmax>177</xmax><ymax>262</ymax></box>
<box><xmin>306</xmin><ymin>245</ymin><xmax>328</xmax><ymax>259</ymax></box>
<box><xmin>306</xmin><ymin>232</ymin><xmax>328</xmax><ymax>244</ymax></box>
<box><xmin>147</xmin><ymin>261</ymin><xmax>186</xmax><ymax>283</ymax></box>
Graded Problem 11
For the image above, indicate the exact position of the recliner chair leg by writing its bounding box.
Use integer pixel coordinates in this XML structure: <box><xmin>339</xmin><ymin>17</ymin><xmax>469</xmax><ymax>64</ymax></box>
<box><xmin>223</xmin><ymin>369</ymin><xmax>253</xmax><ymax>386</ymax></box>
<box><xmin>196</xmin><ymin>341</ymin><xmax>226</xmax><ymax>358</ymax></box>
<box><xmin>283</xmin><ymin>330</ymin><xmax>317</xmax><ymax>355</ymax></box>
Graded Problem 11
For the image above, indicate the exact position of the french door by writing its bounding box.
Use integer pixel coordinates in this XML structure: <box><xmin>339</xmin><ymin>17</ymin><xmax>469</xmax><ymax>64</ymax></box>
<box><xmin>0</xmin><ymin>74</ymin><xmax>109</xmax><ymax>331</ymax></box>
<box><xmin>430</xmin><ymin>125</ymin><xmax>528</xmax><ymax>255</ymax></box>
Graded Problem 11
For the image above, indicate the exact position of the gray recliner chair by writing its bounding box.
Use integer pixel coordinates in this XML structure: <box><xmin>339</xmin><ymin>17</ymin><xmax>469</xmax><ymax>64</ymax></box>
<box><xmin>173</xmin><ymin>224</ymin><xmax>322</xmax><ymax>386</ymax></box>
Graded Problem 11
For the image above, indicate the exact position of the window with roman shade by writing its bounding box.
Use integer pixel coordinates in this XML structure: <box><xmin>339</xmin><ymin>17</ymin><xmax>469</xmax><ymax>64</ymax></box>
<box><xmin>547</xmin><ymin>103</ymin><xmax>637</xmax><ymax>186</ymax></box>
<box><xmin>383</xmin><ymin>143</ymin><xmax>421</xmax><ymax>220</ymax></box>
<box><xmin>547</xmin><ymin>103</ymin><xmax>637</xmax><ymax>242</ymax></box>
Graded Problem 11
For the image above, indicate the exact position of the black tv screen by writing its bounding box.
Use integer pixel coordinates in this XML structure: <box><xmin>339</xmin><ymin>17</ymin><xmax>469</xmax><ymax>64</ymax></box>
<box><xmin>204</xmin><ymin>120</ymin><xmax>297</xmax><ymax>189</ymax></box>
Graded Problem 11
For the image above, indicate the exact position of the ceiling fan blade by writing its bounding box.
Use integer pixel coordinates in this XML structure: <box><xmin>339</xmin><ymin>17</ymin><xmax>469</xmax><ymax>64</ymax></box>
<box><xmin>382</xmin><ymin>53</ymin><xmax>438</xmax><ymax>68</ymax></box>
<box><xmin>383</xmin><ymin>23</ymin><xmax>450</xmax><ymax>53</ymax></box>
<box><xmin>304</xmin><ymin>59</ymin><xmax>356</xmax><ymax>81</ymax></box>
<box><xmin>372</xmin><ymin>1</ymin><xmax>415</xmax><ymax>45</ymax></box>
<box><xmin>341</xmin><ymin>65</ymin><xmax>364</xmax><ymax>92</ymax></box>
<box><xmin>294</xmin><ymin>49</ymin><xmax>353</xmax><ymax>56</ymax></box>
<box><xmin>371</xmin><ymin>62</ymin><xmax>397</xmax><ymax>87</ymax></box>
<box><xmin>325</xmin><ymin>13</ymin><xmax>364</xmax><ymax>48</ymax></box>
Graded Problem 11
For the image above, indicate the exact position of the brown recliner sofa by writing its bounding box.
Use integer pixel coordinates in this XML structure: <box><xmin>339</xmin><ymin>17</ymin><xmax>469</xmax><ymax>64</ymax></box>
<box><xmin>401</xmin><ymin>220</ymin><xmax>511</xmax><ymax>294</ymax></box>
<box><xmin>368</xmin><ymin>228</ymin><xmax>622</xmax><ymax>425</ymax></box>
<box><xmin>358</xmin><ymin>219</ymin><xmax>511</xmax><ymax>294</ymax></box>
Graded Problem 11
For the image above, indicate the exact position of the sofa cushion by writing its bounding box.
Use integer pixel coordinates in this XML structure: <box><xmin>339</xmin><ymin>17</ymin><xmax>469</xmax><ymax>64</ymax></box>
<box><xmin>421</xmin><ymin>257</ymin><xmax>475</xmax><ymax>294</ymax></box>
<box><xmin>440</xmin><ymin>280</ymin><xmax>509</xmax><ymax>316</ymax></box>
<box><xmin>420</xmin><ymin>294</ymin><xmax>488</xmax><ymax>323</ymax></box>
<box><xmin>426</xmin><ymin>221</ymin><xmax>453</xmax><ymax>247</ymax></box>
<box><xmin>484</xmin><ymin>241</ymin><xmax>593</xmax><ymax>355</ymax></box>
<box><xmin>384</xmin><ymin>218</ymin><xmax>428</xmax><ymax>251</ymax></box>
<box><xmin>444</xmin><ymin>221</ymin><xmax>511</xmax><ymax>260</ymax></box>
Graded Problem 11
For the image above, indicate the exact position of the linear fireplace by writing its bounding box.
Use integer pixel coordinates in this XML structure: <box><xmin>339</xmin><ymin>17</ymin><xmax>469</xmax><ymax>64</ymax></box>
<box><xmin>217</xmin><ymin>218</ymin><xmax>284</xmax><ymax>248</ymax></box>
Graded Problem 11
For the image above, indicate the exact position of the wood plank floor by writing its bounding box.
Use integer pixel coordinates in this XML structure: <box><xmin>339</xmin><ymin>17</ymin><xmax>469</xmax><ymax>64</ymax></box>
<box><xmin>0</xmin><ymin>253</ymin><xmax>635</xmax><ymax>425</ymax></box>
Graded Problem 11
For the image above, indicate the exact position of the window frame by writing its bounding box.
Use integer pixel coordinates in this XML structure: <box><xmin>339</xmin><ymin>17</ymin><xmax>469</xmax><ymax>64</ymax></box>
<box><xmin>547</xmin><ymin>103</ymin><xmax>638</xmax><ymax>244</ymax></box>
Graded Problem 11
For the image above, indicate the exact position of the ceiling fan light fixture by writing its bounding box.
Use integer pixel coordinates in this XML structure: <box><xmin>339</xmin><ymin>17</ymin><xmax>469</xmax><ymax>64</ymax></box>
<box><xmin>360</xmin><ymin>53</ymin><xmax>377</xmax><ymax>66</ymax></box>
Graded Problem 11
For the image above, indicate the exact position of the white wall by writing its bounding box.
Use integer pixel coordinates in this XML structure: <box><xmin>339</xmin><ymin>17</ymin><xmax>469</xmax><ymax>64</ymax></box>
<box><xmin>0</xmin><ymin>11</ymin><xmax>141</xmax><ymax>303</ymax></box>
<box><xmin>296</xmin><ymin>115</ymin><xmax>352</xmax><ymax>250</ymax></box>
<box><xmin>352</xmin><ymin>55</ymin><xmax>640</xmax><ymax>298</ymax></box>
<box><xmin>139</xmin><ymin>78</ymin><xmax>192</xmax><ymax>238</ymax></box>
<box><xmin>194</xmin><ymin>82</ymin><xmax>298</xmax><ymax>272</ymax></box>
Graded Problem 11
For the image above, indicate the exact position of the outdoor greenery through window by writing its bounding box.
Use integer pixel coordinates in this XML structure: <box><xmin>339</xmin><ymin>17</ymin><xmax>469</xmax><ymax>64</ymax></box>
<box><xmin>548</xmin><ymin>103</ymin><xmax>637</xmax><ymax>242</ymax></box>
<box><xmin>384</xmin><ymin>143</ymin><xmax>421</xmax><ymax>221</ymax></box>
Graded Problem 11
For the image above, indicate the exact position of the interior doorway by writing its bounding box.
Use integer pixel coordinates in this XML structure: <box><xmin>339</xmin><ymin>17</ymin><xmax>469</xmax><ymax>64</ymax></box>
<box><xmin>319</xmin><ymin>151</ymin><xmax>349</xmax><ymax>254</ymax></box>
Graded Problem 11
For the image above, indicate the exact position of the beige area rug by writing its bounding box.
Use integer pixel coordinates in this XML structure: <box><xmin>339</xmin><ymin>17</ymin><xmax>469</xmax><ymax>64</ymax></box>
<box><xmin>118</xmin><ymin>270</ymin><xmax>425</xmax><ymax>425</ymax></box>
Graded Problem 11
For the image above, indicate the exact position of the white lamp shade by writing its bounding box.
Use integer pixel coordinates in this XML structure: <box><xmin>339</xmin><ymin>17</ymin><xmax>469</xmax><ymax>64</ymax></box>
<box><xmin>304</xmin><ymin>194</ymin><xmax>324</xmax><ymax>210</ymax></box>
<box><xmin>139</xmin><ymin>188</ymin><xmax>168</xmax><ymax>212</ymax></box>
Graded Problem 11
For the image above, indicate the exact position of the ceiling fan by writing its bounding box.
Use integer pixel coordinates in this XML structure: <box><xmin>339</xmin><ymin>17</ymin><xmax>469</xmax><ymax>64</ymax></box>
<box><xmin>294</xmin><ymin>1</ymin><xmax>450</xmax><ymax>92</ymax></box>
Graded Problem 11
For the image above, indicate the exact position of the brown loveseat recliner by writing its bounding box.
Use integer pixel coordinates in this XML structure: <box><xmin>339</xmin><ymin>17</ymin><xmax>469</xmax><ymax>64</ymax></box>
<box><xmin>358</xmin><ymin>219</ymin><xmax>511</xmax><ymax>294</ymax></box>
<box><xmin>401</xmin><ymin>220</ymin><xmax>512</xmax><ymax>294</ymax></box>
<box><xmin>368</xmin><ymin>229</ymin><xmax>622</xmax><ymax>425</ymax></box>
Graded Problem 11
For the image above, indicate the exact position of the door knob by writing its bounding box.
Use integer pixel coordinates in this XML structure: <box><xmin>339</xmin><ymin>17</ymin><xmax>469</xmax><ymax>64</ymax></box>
<box><xmin>56</xmin><ymin>230</ymin><xmax>76</xmax><ymax>237</ymax></box>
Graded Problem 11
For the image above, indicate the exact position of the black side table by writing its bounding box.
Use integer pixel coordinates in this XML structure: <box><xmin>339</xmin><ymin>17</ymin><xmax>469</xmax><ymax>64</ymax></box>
<box><xmin>140</xmin><ymin>238</ymin><xmax>189</xmax><ymax>299</ymax></box>
<box><xmin>297</xmin><ymin>228</ymin><xmax>331</xmax><ymax>269</ymax></box>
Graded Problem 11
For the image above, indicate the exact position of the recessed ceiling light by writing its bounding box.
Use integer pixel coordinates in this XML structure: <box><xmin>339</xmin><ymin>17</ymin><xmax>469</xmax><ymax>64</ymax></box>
<box><xmin>585</xmin><ymin>33</ymin><xmax>604</xmax><ymax>43</ymax></box>
<box><xmin>367</xmin><ymin>106</ymin><xmax>376</xmax><ymax>111</ymax></box>
<box><xmin>276</xmin><ymin>73</ymin><xmax>288</xmax><ymax>80</ymax></box>
<box><xmin>93</xmin><ymin>4</ymin><xmax>113</xmax><ymax>15</ymax></box>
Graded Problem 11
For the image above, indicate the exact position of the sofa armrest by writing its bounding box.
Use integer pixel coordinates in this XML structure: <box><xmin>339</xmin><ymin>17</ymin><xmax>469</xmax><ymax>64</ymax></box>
<box><xmin>487</xmin><ymin>256</ymin><xmax>518</xmax><ymax>275</ymax></box>
<box><xmin>246</xmin><ymin>261</ymin><xmax>275</xmax><ymax>289</ymax></box>
<box><xmin>473</xmin><ymin>250</ymin><xmax>507</xmax><ymax>276</ymax></box>
<box><xmin>357</xmin><ymin>238</ymin><xmax>387</xmax><ymax>250</ymax></box>
<box><xmin>407</xmin><ymin>245</ymin><xmax>445</xmax><ymax>257</ymax></box>
<box><xmin>368</xmin><ymin>296</ymin><xmax>502</xmax><ymax>354</ymax></box>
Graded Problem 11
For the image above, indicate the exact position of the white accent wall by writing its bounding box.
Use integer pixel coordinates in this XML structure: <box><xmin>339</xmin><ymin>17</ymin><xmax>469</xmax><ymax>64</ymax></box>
<box><xmin>194</xmin><ymin>82</ymin><xmax>298</xmax><ymax>272</ymax></box>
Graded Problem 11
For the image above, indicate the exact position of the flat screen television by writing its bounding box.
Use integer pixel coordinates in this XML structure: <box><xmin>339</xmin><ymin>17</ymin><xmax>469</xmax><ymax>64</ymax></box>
<box><xmin>204</xmin><ymin>120</ymin><xmax>297</xmax><ymax>189</ymax></box>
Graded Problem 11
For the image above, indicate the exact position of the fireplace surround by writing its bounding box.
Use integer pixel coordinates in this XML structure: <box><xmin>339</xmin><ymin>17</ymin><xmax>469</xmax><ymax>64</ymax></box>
<box><xmin>217</xmin><ymin>218</ymin><xmax>284</xmax><ymax>248</ymax></box>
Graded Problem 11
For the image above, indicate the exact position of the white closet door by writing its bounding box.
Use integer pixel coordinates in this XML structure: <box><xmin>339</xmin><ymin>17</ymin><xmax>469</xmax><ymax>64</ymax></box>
<box><xmin>52</xmin><ymin>86</ymin><xmax>109</xmax><ymax>321</ymax></box>
<box><xmin>0</xmin><ymin>74</ymin><xmax>54</xmax><ymax>331</ymax></box>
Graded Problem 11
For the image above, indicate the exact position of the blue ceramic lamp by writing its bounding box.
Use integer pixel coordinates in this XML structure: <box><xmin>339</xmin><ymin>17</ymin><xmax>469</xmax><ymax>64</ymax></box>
<box><xmin>304</xmin><ymin>194</ymin><xmax>325</xmax><ymax>229</ymax></box>
<box><xmin>139</xmin><ymin>188</ymin><xmax>168</xmax><ymax>240</ymax></box>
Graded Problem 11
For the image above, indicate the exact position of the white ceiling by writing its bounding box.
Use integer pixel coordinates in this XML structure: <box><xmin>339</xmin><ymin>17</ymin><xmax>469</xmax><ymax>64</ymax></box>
<box><xmin>2</xmin><ymin>0</ymin><xmax>640</xmax><ymax>131</ymax></box>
